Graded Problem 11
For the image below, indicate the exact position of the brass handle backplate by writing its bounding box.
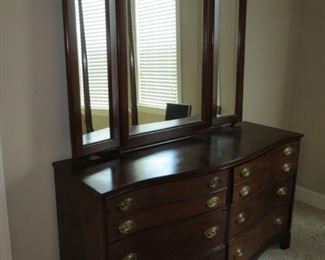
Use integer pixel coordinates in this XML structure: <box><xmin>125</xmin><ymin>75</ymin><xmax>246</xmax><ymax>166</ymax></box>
<box><xmin>239</xmin><ymin>185</ymin><xmax>251</xmax><ymax>198</ymax></box>
<box><xmin>119</xmin><ymin>198</ymin><xmax>135</xmax><ymax>212</ymax></box>
<box><xmin>122</xmin><ymin>253</ymin><xmax>137</xmax><ymax>260</ymax></box>
<box><xmin>274</xmin><ymin>217</ymin><xmax>284</xmax><ymax>226</ymax></box>
<box><xmin>283</xmin><ymin>147</ymin><xmax>294</xmax><ymax>156</ymax></box>
<box><xmin>282</xmin><ymin>163</ymin><xmax>292</xmax><ymax>173</ymax></box>
<box><xmin>277</xmin><ymin>186</ymin><xmax>288</xmax><ymax>197</ymax></box>
<box><xmin>206</xmin><ymin>196</ymin><xmax>220</xmax><ymax>209</ymax></box>
<box><xmin>119</xmin><ymin>220</ymin><xmax>136</xmax><ymax>235</ymax></box>
<box><xmin>204</xmin><ymin>226</ymin><xmax>219</xmax><ymax>239</ymax></box>
<box><xmin>241</xmin><ymin>168</ymin><xmax>251</xmax><ymax>179</ymax></box>
<box><xmin>208</xmin><ymin>176</ymin><xmax>220</xmax><ymax>189</ymax></box>
<box><xmin>236</xmin><ymin>212</ymin><xmax>247</xmax><ymax>224</ymax></box>
<box><xmin>235</xmin><ymin>248</ymin><xmax>244</xmax><ymax>257</ymax></box>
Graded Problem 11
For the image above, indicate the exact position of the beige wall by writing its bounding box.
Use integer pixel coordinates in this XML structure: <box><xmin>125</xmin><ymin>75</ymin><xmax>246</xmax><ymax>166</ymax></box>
<box><xmin>289</xmin><ymin>0</ymin><xmax>325</xmax><ymax>195</ymax></box>
<box><xmin>244</xmin><ymin>0</ymin><xmax>325</xmax><ymax>196</ymax></box>
<box><xmin>0</xmin><ymin>1</ymin><xmax>70</xmax><ymax>260</ymax></box>
<box><xmin>244</xmin><ymin>0</ymin><xmax>300</xmax><ymax>128</ymax></box>
<box><xmin>0</xmin><ymin>1</ymin><xmax>324</xmax><ymax>260</ymax></box>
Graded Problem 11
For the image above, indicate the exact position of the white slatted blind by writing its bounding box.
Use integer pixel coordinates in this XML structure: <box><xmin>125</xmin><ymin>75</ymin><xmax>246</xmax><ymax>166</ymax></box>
<box><xmin>75</xmin><ymin>0</ymin><xmax>109</xmax><ymax>110</ymax></box>
<box><xmin>134</xmin><ymin>0</ymin><xmax>180</xmax><ymax>109</ymax></box>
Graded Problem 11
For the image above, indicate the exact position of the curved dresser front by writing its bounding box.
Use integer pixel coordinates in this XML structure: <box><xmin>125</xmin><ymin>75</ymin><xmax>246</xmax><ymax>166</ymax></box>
<box><xmin>54</xmin><ymin>122</ymin><xmax>303</xmax><ymax>260</ymax></box>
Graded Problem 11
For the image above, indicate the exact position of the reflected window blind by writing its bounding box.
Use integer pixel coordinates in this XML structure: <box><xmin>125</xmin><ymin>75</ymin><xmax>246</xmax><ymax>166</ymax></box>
<box><xmin>134</xmin><ymin>0</ymin><xmax>180</xmax><ymax>109</ymax></box>
<box><xmin>76</xmin><ymin>0</ymin><xmax>109</xmax><ymax>110</ymax></box>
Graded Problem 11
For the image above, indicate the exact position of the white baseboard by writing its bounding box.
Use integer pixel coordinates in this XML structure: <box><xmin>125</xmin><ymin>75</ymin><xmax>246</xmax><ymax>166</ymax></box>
<box><xmin>295</xmin><ymin>185</ymin><xmax>325</xmax><ymax>211</ymax></box>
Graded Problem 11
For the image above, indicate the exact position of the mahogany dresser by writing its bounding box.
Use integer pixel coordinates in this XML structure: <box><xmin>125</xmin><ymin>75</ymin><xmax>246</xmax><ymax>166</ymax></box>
<box><xmin>54</xmin><ymin>122</ymin><xmax>303</xmax><ymax>260</ymax></box>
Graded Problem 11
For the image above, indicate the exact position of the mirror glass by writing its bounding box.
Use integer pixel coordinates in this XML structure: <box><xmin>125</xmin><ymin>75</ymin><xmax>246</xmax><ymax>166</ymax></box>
<box><xmin>74</xmin><ymin>0</ymin><xmax>111</xmax><ymax>145</ymax></box>
<box><xmin>127</xmin><ymin>0</ymin><xmax>204</xmax><ymax>135</ymax></box>
<box><xmin>215</xmin><ymin>0</ymin><xmax>239</xmax><ymax>117</ymax></box>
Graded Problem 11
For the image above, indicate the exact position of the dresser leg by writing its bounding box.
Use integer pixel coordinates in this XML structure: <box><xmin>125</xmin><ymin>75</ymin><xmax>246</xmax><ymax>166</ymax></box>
<box><xmin>280</xmin><ymin>232</ymin><xmax>291</xmax><ymax>249</ymax></box>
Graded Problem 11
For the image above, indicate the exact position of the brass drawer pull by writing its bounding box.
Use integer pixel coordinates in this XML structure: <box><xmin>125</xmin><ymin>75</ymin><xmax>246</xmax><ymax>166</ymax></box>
<box><xmin>235</xmin><ymin>248</ymin><xmax>244</xmax><ymax>257</ymax></box>
<box><xmin>119</xmin><ymin>198</ymin><xmax>135</xmax><ymax>212</ymax></box>
<box><xmin>119</xmin><ymin>220</ymin><xmax>136</xmax><ymax>235</ymax></box>
<box><xmin>236</xmin><ymin>212</ymin><xmax>247</xmax><ymax>224</ymax></box>
<box><xmin>241</xmin><ymin>168</ymin><xmax>251</xmax><ymax>178</ymax></box>
<box><xmin>204</xmin><ymin>226</ymin><xmax>219</xmax><ymax>239</ymax></box>
<box><xmin>274</xmin><ymin>217</ymin><xmax>284</xmax><ymax>226</ymax></box>
<box><xmin>206</xmin><ymin>196</ymin><xmax>220</xmax><ymax>209</ymax></box>
<box><xmin>122</xmin><ymin>253</ymin><xmax>137</xmax><ymax>260</ymax></box>
<box><xmin>283</xmin><ymin>147</ymin><xmax>294</xmax><ymax>156</ymax></box>
<box><xmin>282</xmin><ymin>163</ymin><xmax>292</xmax><ymax>173</ymax></box>
<box><xmin>239</xmin><ymin>185</ymin><xmax>251</xmax><ymax>197</ymax></box>
<box><xmin>208</xmin><ymin>176</ymin><xmax>220</xmax><ymax>189</ymax></box>
<box><xmin>276</xmin><ymin>186</ymin><xmax>288</xmax><ymax>197</ymax></box>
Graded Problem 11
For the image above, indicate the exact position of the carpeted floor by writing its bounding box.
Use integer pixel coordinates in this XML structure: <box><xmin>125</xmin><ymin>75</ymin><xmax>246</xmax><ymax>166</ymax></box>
<box><xmin>259</xmin><ymin>201</ymin><xmax>325</xmax><ymax>260</ymax></box>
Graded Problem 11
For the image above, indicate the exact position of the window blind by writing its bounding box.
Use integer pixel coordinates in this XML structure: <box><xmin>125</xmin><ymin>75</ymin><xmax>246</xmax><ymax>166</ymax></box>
<box><xmin>134</xmin><ymin>0</ymin><xmax>180</xmax><ymax>109</ymax></box>
<box><xmin>75</xmin><ymin>0</ymin><xmax>109</xmax><ymax>110</ymax></box>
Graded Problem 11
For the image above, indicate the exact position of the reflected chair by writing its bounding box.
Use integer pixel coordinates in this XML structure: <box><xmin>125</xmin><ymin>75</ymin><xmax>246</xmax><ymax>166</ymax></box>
<box><xmin>165</xmin><ymin>103</ymin><xmax>192</xmax><ymax>121</ymax></box>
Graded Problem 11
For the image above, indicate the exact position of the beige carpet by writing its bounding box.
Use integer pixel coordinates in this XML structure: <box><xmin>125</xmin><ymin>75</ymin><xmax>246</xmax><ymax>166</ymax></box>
<box><xmin>259</xmin><ymin>201</ymin><xmax>325</xmax><ymax>260</ymax></box>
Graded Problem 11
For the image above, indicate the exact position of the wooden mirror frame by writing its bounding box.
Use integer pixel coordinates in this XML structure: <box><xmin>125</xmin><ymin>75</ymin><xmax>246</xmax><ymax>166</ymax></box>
<box><xmin>62</xmin><ymin>0</ymin><xmax>247</xmax><ymax>158</ymax></box>
<box><xmin>212</xmin><ymin>0</ymin><xmax>247</xmax><ymax>126</ymax></box>
<box><xmin>117</xmin><ymin>0</ymin><xmax>215</xmax><ymax>149</ymax></box>
<box><xmin>62</xmin><ymin>0</ymin><xmax>120</xmax><ymax>157</ymax></box>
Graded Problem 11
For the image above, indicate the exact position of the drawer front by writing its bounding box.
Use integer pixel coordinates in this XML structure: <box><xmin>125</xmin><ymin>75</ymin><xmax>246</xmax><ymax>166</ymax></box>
<box><xmin>109</xmin><ymin>211</ymin><xmax>227</xmax><ymax>260</ymax></box>
<box><xmin>234</xmin><ymin>153</ymin><xmax>270</xmax><ymax>185</ymax></box>
<box><xmin>233</xmin><ymin>142</ymin><xmax>299</xmax><ymax>204</ymax></box>
<box><xmin>197</xmin><ymin>247</ymin><xmax>226</xmax><ymax>260</ymax></box>
<box><xmin>232</xmin><ymin>173</ymin><xmax>269</xmax><ymax>204</ymax></box>
<box><xmin>232</xmin><ymin>172</ymin><xmax>295</xmax><ymax>204</ymax></box>
<box><xmin>228</xmin><ymin>207</ymin><xmax>290</xmax><ymax>260</ymax></box>
<box><xmin>108</xmin><ymin>189</ymin><xmax>227</xmax><ymax>242</ymax></box>
<box><xmin>107</xmin><ymin>170</ymin><xmax>229</xmax><ymax>216</ymax></box>
<box><xmin>234</xmin><ymin>142</ymin><xmax>300</xmax><ymax>185</ymax></box>
<box><xmin>111</xmin><ymin>247</ymin><xmax>226</xmax><ymax>260</ymax></box>
<box><xmin>229</xmin><ymin>177</ymin><xmax>294</xmax><ymax>238</ymax></box>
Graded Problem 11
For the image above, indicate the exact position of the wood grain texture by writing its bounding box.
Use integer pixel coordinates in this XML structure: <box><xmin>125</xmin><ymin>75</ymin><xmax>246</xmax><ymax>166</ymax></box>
<box><xmin>54</xmin><ymin>170</ymin><xmax>107</xmax><ymax>260</ymax></box>
<box><xmin>107</xmin><ymin>190</ymin><xmax>227</xmax><ymax>242</ymax></box>
<box><xmin>228</xmin><ymin>207</ymin><xmax>290</xmax><ymax>260</ymax></box>
<box><xmin>234</xmin><ymin>141</ymin><xmax>300</xmax><ymax>185</ymax></box>
<box><xmin>229</xmin><ymin>176</ymin><xmax>294</xmax><ymax>238</ymax></box>
<box><xmin>108</xmin><ymin>210</ymin><xmax>227</xmax><ymax>260</ymax></box>
<box><xmin>53</xmin><ymin>122</ymin><xmax>302</xmax><ymax>197</ymax></box>
<box><xmin>53</xmin><ymin>123</ymin><xmax>303</xmax><ymax>260</ymax></box>
<box><xmin>106</xmin><ymin>170</ymin><xmax>228</xmax><ymax>215</ymax></box>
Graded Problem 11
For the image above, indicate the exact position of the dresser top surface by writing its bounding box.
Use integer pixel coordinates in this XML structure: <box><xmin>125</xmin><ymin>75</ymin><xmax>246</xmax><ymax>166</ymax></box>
<box><xmin>53</xmin><ymin>122</ymin><xmax>302</xmax><ymax>196</ymax></box>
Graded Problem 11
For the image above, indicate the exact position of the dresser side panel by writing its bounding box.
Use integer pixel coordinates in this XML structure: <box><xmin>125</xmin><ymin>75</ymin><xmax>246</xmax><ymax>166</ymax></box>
<box><xmin>54</xmin><ymin>170</ymin><xmax>107</xmax><ymax>260</ymax></box>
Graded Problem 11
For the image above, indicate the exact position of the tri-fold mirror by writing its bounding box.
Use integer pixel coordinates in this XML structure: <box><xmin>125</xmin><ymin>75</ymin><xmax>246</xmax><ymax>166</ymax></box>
<box><xmin>63</xmin><ymin>0</ymin><xmax>246</xmax><ymax>157</ymax></box>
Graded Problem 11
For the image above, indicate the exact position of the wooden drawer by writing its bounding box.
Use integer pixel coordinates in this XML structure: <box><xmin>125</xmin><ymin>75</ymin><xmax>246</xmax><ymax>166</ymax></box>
<box><xmin>109</xmin><ymin>211</ymin><xmax>227</xmax><ymax>260</ymax></box>
<box><xmin>106</xmin><ymin>170</ymin><xmax>229</xmax><ymax>216</ymax></box>
<box><xmin>232</xmin><ymin>173</ymin><xmax>296</xmax><ymax>204</ymax></box>
<box><xmin>234</xmin><ymin>142</ymin><xmax>300</xmax><ymax>185</ymax></box>
<box><xmin>228</xmin><ymin>207</ymin><xmax>290</xmax><ymax>260</ymax></box>
<box><xmin>107</xmin><ymin>189</ymin><xmax>227</xmax><ymax>242</ymax></box>
<box><xmin>229</xmin><ymin>177</ymin><xmax>294</xmax><ymax>238</ymax></box>
<box><xmin>197</xmin><ymin>247</ymin><xmax>226</xmax><ymax>260</ymax></box>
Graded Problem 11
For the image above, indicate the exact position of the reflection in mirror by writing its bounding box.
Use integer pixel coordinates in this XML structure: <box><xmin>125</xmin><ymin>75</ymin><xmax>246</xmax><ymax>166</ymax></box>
<box><xmin>215</xmin><ymin>0</ymin><xmax>239</xmax><ymax>117</ymax></box>
<box><xmin>75</xmin><ymin>0</ymin><xmax>111</xmax><ymax>145</ymax></box>
<box><xmin>127</xmin><ymin>0</ymin><xmax>203</xmax><ymax>135</ymax></box>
